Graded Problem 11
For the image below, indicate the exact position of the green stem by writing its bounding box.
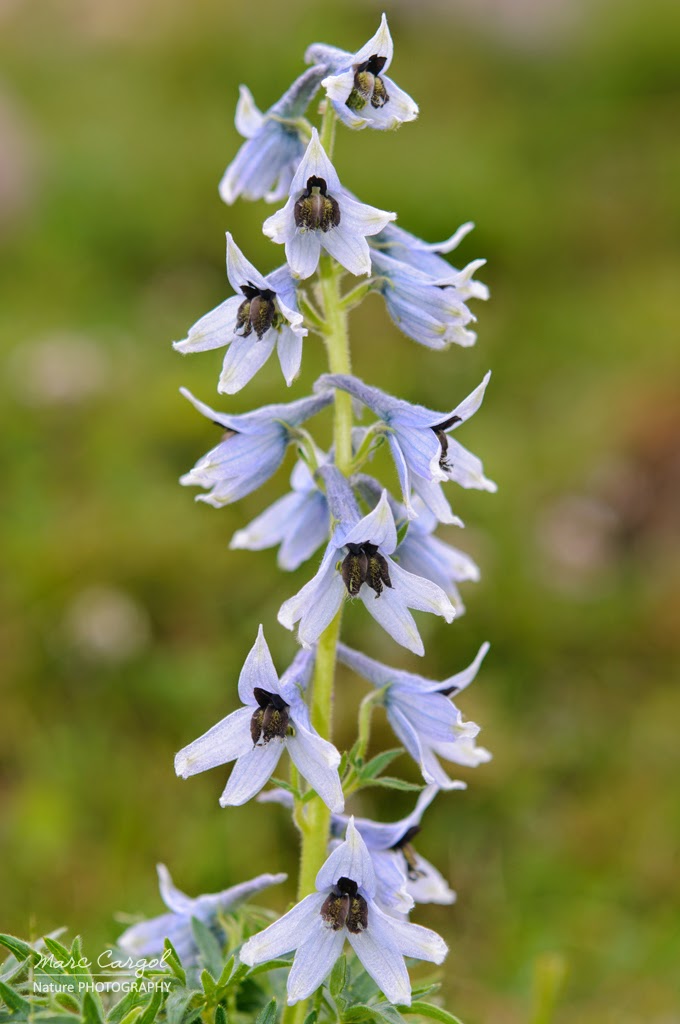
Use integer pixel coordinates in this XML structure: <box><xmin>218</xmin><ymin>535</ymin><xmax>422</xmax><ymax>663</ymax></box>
<box><xmin>285</xmin><ymin>102</ymin><xmax>352</xmax><ymax>1024</ymax></box>
<box><xmin>319</xmin><ymin>254</ymin><xmax>352</xmax><ymax>473</ymax></box>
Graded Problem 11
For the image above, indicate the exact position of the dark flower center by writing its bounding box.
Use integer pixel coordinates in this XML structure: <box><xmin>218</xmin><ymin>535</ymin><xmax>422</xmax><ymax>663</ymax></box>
<box><xmin>320</xmin><ymin>876</ymin><xmax>368</xmax><ymax>933</ymax></box>
<box><xmin>294</xmin><ymin>176</ymin><xmax>341</xmax><ymax>233</ymax></box>
<box><xmin>391</xmin><ymin>825</ymin><xmax>426</xmax><ymax>882</ymax></box>
<box><xmin>236</xmin><ymin>283</ymin><xmax>279</xmax><ymax>340</ymax></box>
<box><xmin>250</xmin><ymin>687</ymin><xmax>290</xmax><ymax>745</ymax></box>
<box><xmin>341</xmin><ymin>542</ymin><xmax>393</xmax><ymax>598</ymax></box>
<box><xmin>347</xmin><ymin>54</ymin><xmax>390</xmax><ymax>112</ymax></box>
<box><xmin>431</xmin><ymin>415</ymin><xmax>461</xmax><ymax>472</ymax></box>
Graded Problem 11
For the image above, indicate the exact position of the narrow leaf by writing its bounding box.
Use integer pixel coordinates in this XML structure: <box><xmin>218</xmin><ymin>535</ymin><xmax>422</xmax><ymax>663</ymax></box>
<box><xmin>361</xmin><ymin>777</ymin><xmax>424</xmax><ymax>792</ymax></box>
<box><xmin>359</xmin><ymin>749</ymin><xmax>404</xmax><ymax>781</ymax></box>
<box><xmin>254</xmin><ymin>997</ymin><xmax>277</xmax><ymax>1024</ymax></box>
<box><xmin>399</xmin><ymin>1001</ymin><xmax>465</xmax><ymax>1024</ymax></box>
<box><xmin>0</xmin><ymin>981</ymin><xmax>30</xmax><ymax>1014</ymax></box>
<box><xmin>329</xmin><ymin>955</ymin><xmax>346</xmax><ymax>998</ymax></box>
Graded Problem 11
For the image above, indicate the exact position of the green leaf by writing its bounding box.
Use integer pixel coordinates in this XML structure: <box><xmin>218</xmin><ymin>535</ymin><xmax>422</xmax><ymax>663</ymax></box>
<box><xmin>254</xmin><ymin>997</ymin><xmax>277</xmax><ymax>1024</ymax></box>
<box><xmin>359</xmin><ymin>749</ymin><xmax>404</xmax><ymax>781</ymax></box>
<box><xmin>395</xmin><ymin>519</ymin><xmax>410</xmax><ymax>546</ymax></box>
<box><xmin>201</xmin><ymin>969</ymin><xmax>217</xmax><ymax>999</ymax></box>
<box><xmin>0</xmin><ymin>980</ymin><xmax>31</xmax><ymax>1014</ymax></box>
<box><xmin>302</xmin><ymin>1012</ymin><xmax>317</xmax><ymax>1024</ymax></box>
<box><xmin>55</xmin><ymin>991</ymin><xmax>81</xmax><ymax>1014</ymax></box>
<box><xmin>361</xmin><ymin>777</ymin><xmax>425</xmax><ymax>792</ymax></box>
<box><xmin>108</xmin><ymin>986</ymin><xmax>148</xmax><ymax>1024</ymax></box>
<box><xmin>42</xmin><ymin>938</ymin><xmax>73</xmax><ymax>965</ymax></box>
<box><xmin>162</xmin><ymin>939</ymin><xmax>186</xmax><ymax>985</ymax></box>
<box><xmin>189</xmin><ymin>919</ymin><xmax>223</xmax><ymax>980</ymax></box>
<box><xmin>137</xmin><ymin>987</ymin><xmax>164</xmax><ymax>1024</ymax></box>
<box><xmin>82</xmin><ymin>992</ymin><xmax>104</xmax><ymax>1024</ymax></box>
<box><xmin>117</xmin><ymin>1008</ymin><xmax>145</xmax><ymax>1024</ymax></box>
<box><xmin>398</xmin><ymin>1001</ymin><xmax>465</xmax><ymax>1024</ymax></box>
<box><xmin>410</xmin><ymin>982</ymin><xmax>441</xmax><ymax>1000</ymax></box>
<box><xmin>0</xmin><ymin>936</ymin><xmax>35</xmax><ymax>964</ymax></box>
<box><xmin>164</xmin><ymin>988</ymin><xmax>203</xmax><ymax>1024</ymax></box>
<box><xmin>329</xmin><ymin>955</ymin><xmax>347</xmax><ymax>998</ymax></box>
<box><xmin>214</xmin><ymin>1005</ymin><xmax>228</xmax><ymax>1024</ymax></box>
<box><xmin>344</xmin><ymin>1005</ymin><xmax>403</xmax><ymax>1024</ymax></box>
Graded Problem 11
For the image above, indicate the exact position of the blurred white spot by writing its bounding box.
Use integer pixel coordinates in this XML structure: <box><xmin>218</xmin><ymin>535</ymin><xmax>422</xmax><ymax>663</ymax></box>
<box><xmin>538</xmin><ymin>494</ymin><xmax>619</xmax><ymax>593</ymax></box>
<box><xmin>63</xmin><ymin>585</ymin><xmax>151</xmax><ymax>662</ymax></box>
<box><xmin>0</xmin><ymin>88</ymin><xmax>38</xmax><ymax>229</ymax></box>
<box><xmin>8</xmin><ymin>333</ymin><xmax>111</xmax><ymax>406</ymax></box>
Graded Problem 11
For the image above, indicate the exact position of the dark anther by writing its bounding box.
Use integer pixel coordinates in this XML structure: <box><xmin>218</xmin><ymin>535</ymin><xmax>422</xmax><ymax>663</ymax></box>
<box><xmin>235</xmin><ymin>282</ymin><xmax>278</xmax><ymax>341</ymax></box>
<box><xmin>390</xmin><ymin>826</ymin><xmax>426</xmax><ymax>882</ymax></box>
<box><xmin>294</xmin><ymin>176</ymin><xmax>341</xmax><ymax>233</ymax></box>
<box><xmin>347</xmin><ymin>54</ymin><xmax>390</xmax><ymax>112</ymax></box>
<box><xmin>341</xmin><ymin>542</ymin><xmax>392</xmax><ymax>598</ymax></box>
<box><xmin>363</xmin><ymin>542</ymin><xmax>393</xmax><ymax>597</ymax></box>
<box><xmin>341</xmin><ymin>543</ymin><xmax>368</xmax><ymax>596</ymax></box>
<box><xmin>320</xmin><ymin>877</ymin><xmax>368</xmax><ymax>933</ymax></box>
<box><xmin>431</xmin><ymin>415</ymin><xmax>461</xmax><ymax>472</ymax></box>
<box><xmin>250</xmin><ymin>688</ymin><xmax>290</xmax><ymax>745</ymax></box>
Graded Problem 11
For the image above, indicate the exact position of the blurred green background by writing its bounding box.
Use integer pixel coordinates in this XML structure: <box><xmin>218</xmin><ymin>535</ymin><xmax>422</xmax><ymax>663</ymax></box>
<box><xmin>1</xmin><ymin>0</ymin><xmax>679</xmax><ymax>1021</ymax></box>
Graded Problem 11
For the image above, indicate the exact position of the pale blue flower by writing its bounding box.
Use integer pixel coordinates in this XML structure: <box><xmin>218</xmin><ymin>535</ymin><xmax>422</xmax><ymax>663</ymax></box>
<box><xmin>374</xmin><ymin>221</ymin><xmax>490</xmax><ymax>298</ymax></box>
<box><xmin>331</xmin><ymin>785</ymin><xmax>460</xmax><ymax>913</ymax></box>
<box><xmin>175</xmin><ymin>627</ymin><xmax>343</xmax><ymax>812</ymax></box>
<box><xmin>278</xmin><ymin>467</ymin><xmax>455</xmax><ymax>656</ymax></box>
<box><xmin>260</xmin><ymin>784</ymin><xmax>459</xmax><ymax>914</ymax></box>
<box><xmin>179</xmin><ymin>388</ymin><xmax>332</xmax><ymax>508</ymax></box>
<box><xmin>174</xmin><ymin>234</ymin><xmax>307</xmax><ymax>394</ymax></box>
<box><xmin>262</xmin><ymin>129</ymin><xmax>395</xmax><ymax>279</ymax></box>
<box><xmin>219</xmin><ymin>66</ymin><xmax>327</xmax><ymax>205</ymax></box>
<box><xmin>117</xmin><ymin>863</ymin><xmax>286</xmax><ymax>963</ymax></box>
<box><xmin>316</xmin><ymin>372</ymin><xmax>496</xmax><ymax>523</ymax></box>
<box><xmin>353</xmin><ymin>477</ymin><xmax>479</xmax><ymax>616</ymax></box>
<box><xmin>306</xmin><ymin>15</ymin><xmax>418</xmax><ymax>132</ymax></box>
<box><xmin>337</xmin><ymin>642</ymin><xmax>492</xmax><ymax>788</ymax></box>
<box><xmin>230</xmin><ymin>455</ymin><xmax>329</xmax><ymax>571</ymax></box>
<box><xmin>240</xmin><ymin>819</ymin><xmax>447</xmax><ymax>1006</ymax></box>
<box><xmin>370</xmin><ymin>248</ymin><xmax>482</xmax><ymax>350</ymax></box>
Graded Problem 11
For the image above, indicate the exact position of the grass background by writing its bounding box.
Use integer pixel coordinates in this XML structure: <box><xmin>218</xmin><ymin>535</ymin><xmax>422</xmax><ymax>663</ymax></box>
<box><xmin>1</xmin><ymin>0</ymin><xmax>679</xmax><ymax>1021</ymax></box>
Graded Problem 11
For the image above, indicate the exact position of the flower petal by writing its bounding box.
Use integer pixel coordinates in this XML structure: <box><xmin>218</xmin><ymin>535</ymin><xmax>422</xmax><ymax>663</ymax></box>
<box><xmin>316</xmin><ymin>818</ymin><xmax>376</xmax><ymax>897</ymax></box>
<box><xmin>286</xmin><ymin>920</ymin><xmax>345</xmax><ymax>1004</ymax></box>
<box><xmin>371</xmin><ymin>901</ymin><xmax>447</xmax><ymax>963</ymax></box>
<box><xmin>348</xmin><ymin>910</ymin><xmax>411</xmax><ymax>1005</ymax></box>
<box><xmin>234</xmin><ymin>85</ymin><xmax>264</xmax><ymax>138</ymax></box>
<box><xmin>218</xmin><ymin>330</ymin><xmax>277</xmax><ymax>394</ymax></box>
<box><xmin>342</xmin><ymin>490</ymin><xmax>397</xmax><ymax>552</ymax></box>
<box><xmin>174</xmin><ymin>705</ymin><xmax>254</xmax><ymax>779</ymax></box>
<box><xmin>157</xmin><ymin>864</ymin><xmax>195</xmax><ymax>914</ymax></box>
<box><xmin>220</xmin><ymin>740</ymin><xmax>284</xmax><ymax>806</ymax></box>
<box><xmin>360</xmin><ymin>585</ymin><xmax>425</xmax><ymax>656</ymax></box>
<box><xmin>389</xmin><ymin>560</ymin><xmax>455</xmax><ymax>622</ymax></box>
<box><xmin>276</xmin><ymin>324</ymin><xmax>303</xmax><ymax>386</ymax></box>
<box><xmin>287</xmin><ymin>722</ymin><xmax>343</xmax><ymax>813</ymax></box>
<box><xmin>226</xmin><ymin>232</ymin><xmax>271</xmax><ymax>293</ymax></box>
<box><xmin>286</xmin><ymin>229</ymin><xmax>324</xmax><ymax>280</ymax></box>
<box><xmin>173</xmin><ymin>296</ymin><xmax>241</xmax><ymax>354</ymax></box>
<box><xmin>278</xmin><ymin>545</ymin><xmax>346</xmax><ymax>649</ymax></box>
<box><xmin>240</xmin><ymin>892</ymin><xmax>326</xmax><ymax>965</ymax></box>
<box><xmin>238</xmin><ymin>626</ymin><xmax>280</xmax><ymax>704</ymax></box>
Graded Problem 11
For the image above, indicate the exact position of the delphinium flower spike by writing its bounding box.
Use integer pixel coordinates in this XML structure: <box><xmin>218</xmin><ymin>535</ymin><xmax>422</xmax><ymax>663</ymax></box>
<box><xmin>306</xmin><ymin>14</ymin><xmax>419</xmax><ymax>131</ymax></box>
<box><xmin>174</xmin><ymin>234</ymin><xmax>307</xmax><ymax>393</ymax></box>
<box><xmin>220</xmin><ymin>65</ymin><xmax>328</xmax><ymax>204</ymax></box>
<box><xmin>117</xmin><ymin>864</ymin><xmax>286</xmax><ymax>961</ymax></box>
<box><xmin>240</xmin><ymin>819</ymin><xmax>447</xmax><ymax>1005</ymax></box>
<box><xmin>338</xmin><ymin>641</ymin><xmax>492</xmax><ymax>786</ymax></box>
<box><xmin>262</xmin><ymin>129</ymin><xmax>396</xmax><ymax>279</ymax></box>
<box><xmin>175</xmin><ymin>627</ymin><xmax>344</xmax><ymax>811</ymax></box>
